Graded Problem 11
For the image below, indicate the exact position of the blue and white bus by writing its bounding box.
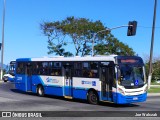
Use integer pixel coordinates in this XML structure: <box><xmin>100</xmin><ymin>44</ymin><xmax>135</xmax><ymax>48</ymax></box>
<box><xmin>14</xmin><ymin>55</ymin><xmax>147</xmax><ymax>104</ymax></box>
<box><xmin>3</xmin><ymin>60</ymin><xmax>16</xmax><ymax>82</ymax></box>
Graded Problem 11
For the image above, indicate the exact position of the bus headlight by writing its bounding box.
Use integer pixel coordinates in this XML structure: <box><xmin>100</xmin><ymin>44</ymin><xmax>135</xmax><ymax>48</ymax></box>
<box><xmin>144</xmin><ymin>86</ymin><xmax>148</xmax><ymax>92</ymax></box>
<box><xmin>118</xmin><ymin>88</ymin><xmax>125</xmax><ymax>95</ymax></box>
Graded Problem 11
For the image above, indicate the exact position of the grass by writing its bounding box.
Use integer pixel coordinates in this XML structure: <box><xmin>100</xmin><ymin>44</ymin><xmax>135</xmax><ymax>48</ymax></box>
<box><xmin>148</xmin><ymin>87</ymin><xmax>160</xmax><ymax>93</ymax></box>
<box><xmin>151</xmin><ymin>82</ymin><xmax>160</xmax><ymax>85</ymax></box>
<box><xmin>148</xmin><ymin>81</ymin><xmax>160</xmax><ymax>93</ymax></box>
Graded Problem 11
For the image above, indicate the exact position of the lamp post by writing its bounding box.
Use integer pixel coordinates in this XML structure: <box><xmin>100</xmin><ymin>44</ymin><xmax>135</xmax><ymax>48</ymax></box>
<box><xmin>148</xmin><ymin>0</ymin><xmax>157</xmax><ymax>89</ymax></box>
<box><xmin>1</xmin><ymin>0</ymin><xmax>6</xmax><ymax>80</ymax></box>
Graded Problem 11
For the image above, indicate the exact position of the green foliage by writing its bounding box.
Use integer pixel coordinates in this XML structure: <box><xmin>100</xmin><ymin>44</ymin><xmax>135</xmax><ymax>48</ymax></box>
<box><xmin>145</xmin><ymin>58</ymin><xmax>160</xmax><ymax>82</ymax></box>
<box><xmin>148</xmin><ymin>87</ymin><xmax>160</xmax><ymax>93</ymax></box>
<box><xmin>40</xmin><ymin>16</ymin><xmax>135</xmax><ymax>56</ymax></box>
<box><xmin>47</xmin><ymin>41</ymin><xmax>73</xmax><ymax>57</ymax></box>
<box><xmin>94</xmin><ymin>34</ymin><xmax>135</xmax><ymax>55</ymax></box>
<box><xmin>152</xmin><ymin>60</ymin><xmax>160</xmax><ymax>81</ymax></box>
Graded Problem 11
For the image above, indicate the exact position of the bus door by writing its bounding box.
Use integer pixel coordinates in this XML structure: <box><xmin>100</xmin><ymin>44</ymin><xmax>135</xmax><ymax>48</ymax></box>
<box><xmin>100</xmin><ymin>62</ymin><xmax>114</xmax><ymax>101</ymax></box>
<box><xmin>63</xmin><ymin>64</ymin><xmax>73</xmax><ymax>97</ymax></box>
<box><xmin>25</xmin><ymin>63</ymin><xmax>32</xmax><ymax>92</ymax></box>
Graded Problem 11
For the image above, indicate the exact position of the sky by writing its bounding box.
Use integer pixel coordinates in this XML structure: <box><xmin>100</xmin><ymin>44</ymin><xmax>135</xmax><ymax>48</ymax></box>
<box><xmin>0</xmin><ymin>0</ymin><xmax>160</xmax><ymax>64</ymax></box>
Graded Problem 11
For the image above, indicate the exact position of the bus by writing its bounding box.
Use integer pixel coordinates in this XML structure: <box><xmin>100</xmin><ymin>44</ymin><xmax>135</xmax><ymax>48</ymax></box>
<box><xmin>14</xmin><ymin>55</ymin><xmax>147</xmax><ymax>104</ymax></box>
<box><xmin>3</xmin><ymin>61</ymin><xmax>16</xmax><ymax>82</ymax></box>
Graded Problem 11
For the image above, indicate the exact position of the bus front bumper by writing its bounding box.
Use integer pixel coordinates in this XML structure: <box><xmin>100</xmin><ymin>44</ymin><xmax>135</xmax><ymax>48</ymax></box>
<box><xmin>115</xmin><ymin>92</ymin><xmax>147</xmax><ymax>104</ymax></box>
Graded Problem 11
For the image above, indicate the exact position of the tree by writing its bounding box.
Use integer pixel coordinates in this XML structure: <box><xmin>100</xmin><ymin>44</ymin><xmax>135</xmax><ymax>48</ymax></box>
<box><xmin>40</xmin><ymin>16</ymin><xmax>135</xmax><ymax>56</ymax></box>
<box><xmin>144</xmin><ymin>55</ymin><xmax>160</xmax><ymax>82</ymax></box>
<box><xmin>94</xmin><ymin>34</ymin><xmax>135</xmax><ymax>55</ymax></box>
<box><xmin>153</xmin><ymin>60</ymin><xmax>160</xmax><ymax>81</ymax></box>
<box><xmin>40</xmin><ymin>21</ymin><xmax>73</xmax><ymax>56</ymax></box>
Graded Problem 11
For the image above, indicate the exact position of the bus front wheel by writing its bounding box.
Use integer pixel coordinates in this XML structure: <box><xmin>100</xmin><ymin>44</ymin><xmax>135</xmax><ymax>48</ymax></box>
<box><xmin>37</xmin><ymin>85</ymin><xmax>44</xmax><ymax>97</ymax></box>
<box><xmin>87</xmin><ymin>91</ymin><xmax>99</xmax><ymax>105</ymax></box>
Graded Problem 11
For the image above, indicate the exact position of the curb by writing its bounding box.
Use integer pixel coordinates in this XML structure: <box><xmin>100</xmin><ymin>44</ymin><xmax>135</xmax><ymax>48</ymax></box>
<box><xmin>0</xmin><ymin>80</ymin><xmax>3</xmax><ymax>83</ymax></box>
<box><xmin>148</xmin><ymin>93</ymin><xmax>160</xmax><ymax>97</ymax></box>
<box><xmin>150</xmin><ymin>85</ymin><xmax>160</xmax><ymax>87</ymax></box>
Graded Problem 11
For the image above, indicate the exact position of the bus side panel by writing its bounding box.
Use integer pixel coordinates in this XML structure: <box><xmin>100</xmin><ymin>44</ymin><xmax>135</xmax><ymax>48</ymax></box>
<box><xmin>15</xmin><ymin>74</ymin><xmax>27</xmax><ymax>92</ymax></box>
<box><xmin>32</xmin><ymin>75</ymin><xmax>63</xmax><ymax>96</ymax></box>
<box><xmin>72</xmin><ymin>77</ymin><xmax>100</xmax><ymax>100</ymax></box>
<box><xmin>31</xmin><ymin>75</ymin><xmax>42</xmax><ymax>94</ymax></box>
<box><xmin>112</xmin><ymin>92</ymin><xmax>118</xmax><ymax>103</ymax></box>
<box><xmin>111</xmin><ymin>87</ymin><xmax>118</xmax><ymax>103</ymax></box>
<box><xmin>44</xmin><ymin>86</ymin><xmax>63</xmax><ymax>96</ymax></box>
<box><xmin>32</xmin><ymin>85</ymin><xmax>37</xmax><ymax>93</ymax></box>
<box><xmin>72</xmin><ymin>88</ymin><xmax>88</xmax><ymax>99</ymax></box>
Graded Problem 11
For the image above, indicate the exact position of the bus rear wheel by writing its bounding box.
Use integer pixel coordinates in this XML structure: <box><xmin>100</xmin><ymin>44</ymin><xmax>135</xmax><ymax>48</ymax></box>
<box><xmin>37</xmin><ymin>85</ymin><xmax>44</xmax><ymax>97</ymax></box>
<box><xmin>87</xmin><ymin>91</ymin><xmax>99</xmax><ymax>105</ymax></box>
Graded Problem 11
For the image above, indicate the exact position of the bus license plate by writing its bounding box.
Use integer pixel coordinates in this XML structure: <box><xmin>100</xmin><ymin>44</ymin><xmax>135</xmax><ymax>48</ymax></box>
<box><xmin>133</xmin><ymin>97</ymin><xmax>138</xmax><ymax>100</ymax></box>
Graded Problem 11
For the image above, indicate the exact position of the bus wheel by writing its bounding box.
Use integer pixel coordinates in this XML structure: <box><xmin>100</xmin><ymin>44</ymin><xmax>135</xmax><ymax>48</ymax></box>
<box><xmin>37</xmin><ymin>85</ymin><xmax>44</xmax><ymax>97</ymax></box>
<box><xmin>87</xmin><ymin>91</ymin><xmax>98</xmax><ymax>105</ymax></box>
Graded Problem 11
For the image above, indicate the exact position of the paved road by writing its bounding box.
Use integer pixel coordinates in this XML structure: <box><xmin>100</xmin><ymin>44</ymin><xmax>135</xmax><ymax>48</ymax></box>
<box><xmin>0</xmin><ymin>81</ymin><xmax>160</xmax><ymax>120</ymax></box>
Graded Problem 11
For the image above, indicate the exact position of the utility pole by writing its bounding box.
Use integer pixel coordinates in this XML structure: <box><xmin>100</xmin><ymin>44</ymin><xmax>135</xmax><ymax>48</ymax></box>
<box><xmin>1</xmin><ymin>0</ymin><xmax>6</xmax><ymax>80</ymax></box>
<box><xmin>148</xmin><ymin>0</ymin><xmax>157</xmax><ymax>89</ymax></box>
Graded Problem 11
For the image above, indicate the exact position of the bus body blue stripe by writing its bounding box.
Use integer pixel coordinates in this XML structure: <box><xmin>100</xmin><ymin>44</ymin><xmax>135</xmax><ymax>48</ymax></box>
<box><xmin>15</xmin><ymin>74</ymin><xmax>147</xmax><ymax>104</ymax></box>
<box><xmin>115</xmin><ymin>92</ymin><xmax>147</xmax><ymax>104</ymax></box>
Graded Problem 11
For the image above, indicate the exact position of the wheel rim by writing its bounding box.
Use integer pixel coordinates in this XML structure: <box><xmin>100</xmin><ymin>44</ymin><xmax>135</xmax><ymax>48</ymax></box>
<box><xmin>38</xmin><ymin>87</ymin><xmax>42</xmax><ymax>95</ymax></box>
<box><xmin>89</xmin><ymin>91</ymin><xmax>98</xmax><ymax>104</ymax></box>
<box><xmin>38</xmin><ymin>86</ymin><xmax>43</xmax><ymax>96</ymax></box>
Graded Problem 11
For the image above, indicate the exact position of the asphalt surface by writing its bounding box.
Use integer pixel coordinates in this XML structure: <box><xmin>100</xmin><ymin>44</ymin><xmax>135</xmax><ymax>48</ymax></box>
<box><xmin>0</xmin><ymin>81</ymin><xmax>160</xmax><ymax>120</ymax></box>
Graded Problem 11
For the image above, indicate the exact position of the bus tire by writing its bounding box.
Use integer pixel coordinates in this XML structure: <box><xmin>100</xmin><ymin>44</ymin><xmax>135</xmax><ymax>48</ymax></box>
<box><xmin>37</xmin><ymin>85</ymin><xmax>44</xmax><ymax>97</ymax></box>
<box><xmin>87</xmin><ymin>90</ymin><xmax>99</xmax><ymax>105</ymax></box>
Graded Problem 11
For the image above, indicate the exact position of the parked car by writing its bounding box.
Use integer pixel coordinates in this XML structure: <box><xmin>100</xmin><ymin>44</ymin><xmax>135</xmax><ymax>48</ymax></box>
<box><xmin>2</xmin><ymin>73</ymin><xmax>15</xmax><ymax>82</ymax></box>
<box><xmin>2</xmin><ymin>74</ymin><xmax>9</xmax><ymax>82</ymax></box>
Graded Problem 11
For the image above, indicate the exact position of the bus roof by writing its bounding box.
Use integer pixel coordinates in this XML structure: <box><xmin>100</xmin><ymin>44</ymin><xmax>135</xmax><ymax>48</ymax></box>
<box><xmin>16</xmin><ymin>55</ymin><xmax>118</xmax><ymax>62</ymax></box>
<box><xmin>16</xmin><ymin>55</ymin><xmax>143</xmax><ymax>64</ymax></box>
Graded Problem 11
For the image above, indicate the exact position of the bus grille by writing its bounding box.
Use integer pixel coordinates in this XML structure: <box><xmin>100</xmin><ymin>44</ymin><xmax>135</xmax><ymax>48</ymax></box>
<box><xmin>125</xmin><ymin>90</ymin><xmax>143</xmax><ymax>93</ymax></box>
<box><xmin>126</xmin><ymin>95</ymin><xmax>144</xmax><ymax>103</ymax></box>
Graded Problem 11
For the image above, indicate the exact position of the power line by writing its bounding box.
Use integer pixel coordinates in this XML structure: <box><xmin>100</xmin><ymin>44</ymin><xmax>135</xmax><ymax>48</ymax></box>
<box><xmin>138</xmin><ymin>26</ymin><xmax>160</xmax><ymax>29</ymax></box>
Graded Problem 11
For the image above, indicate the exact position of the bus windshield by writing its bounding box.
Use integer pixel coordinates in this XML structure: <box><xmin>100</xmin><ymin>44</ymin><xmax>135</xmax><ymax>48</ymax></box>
<box><xmin>8</xmin><ymin>64</ymin><xmax>15</xmax><ymax>76</ymax></box>
<box><xmin>119</xmin><ymin>64</ymin><xmax>145</xmax><ymax>88</ymax></box>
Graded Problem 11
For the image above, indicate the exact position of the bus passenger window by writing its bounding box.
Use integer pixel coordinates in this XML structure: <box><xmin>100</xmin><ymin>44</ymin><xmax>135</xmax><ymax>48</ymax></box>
<box><xmin>90</xmin><ymin>62</ymin><xmax>98</xmax><ymax>78</ymax></box>
<box><xmin>16</xmin><ymin>62</ymin><xmax>25</xmax><ymax>74</ymax></box>
<box><xmin>32</xmin><ymin>62</ymin><xmax>38</xmax><ymax>75</ymax></box>
<box><xmin>48</xmin><ymin>62</ymin><xmax>62</xmax><ymax>76</ymax></box>
<box><xmin>74</xmin><ymin>62</ymin><xmax>82</xmax><ymax>77</ymax></box>
<box><xmin>83</xmin><ymin>69</ymin><xmax>89</xmax><ymax>77</ymax></box>
<box><xmin>42</xmin><ymin>62</ymin><xmax>48</xmax><ymax>75</ymax></box>
<box><xmin>82</xmin><ymin>62</ymin><xmax>89</xmax><ymax>77</ymax></box>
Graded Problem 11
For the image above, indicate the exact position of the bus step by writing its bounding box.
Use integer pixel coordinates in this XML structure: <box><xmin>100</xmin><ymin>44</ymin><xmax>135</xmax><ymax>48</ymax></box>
<box><xmin>27</xmin><ymin>91</ymin><xmax>32</xmax><ymax>92</ymax></box>
<box><xmin>64</xmin><ymin>96</ymin><xmax>73</xmax><ymax>99</ymax></box>
<box><xmin>101</xmin><ymin>100</ymin><xmax>114</xmax><ymax>104</ymax></box>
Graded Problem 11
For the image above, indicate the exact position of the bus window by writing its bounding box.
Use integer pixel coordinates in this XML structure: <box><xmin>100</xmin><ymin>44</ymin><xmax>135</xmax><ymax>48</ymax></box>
<box><xmin>82</xmin><ymin>62</ymin><xmax>89</xmax><ymax>77</ymax></box>
<box><xmin>119</xmin><ymin>64</ymin><xmax>145</xmax><ymax>87</ymax></box>
<box><xmin>36</xmin><ymin>62</ymin><xmax>43</xmax><ymax>75</ymax></box>
<box><xmin>82</xmin><ymin>62</ymin><xmax>98</xmax><ymax>78</ymax></box>
<box><xmin>42</xmin><ymin>62</ymin><xmax>49</xmax><ymax>75</ymax></box>
<box><xmin>90</xmin><ymin>62</ymin><xmax>98</xmax><ymax>78</ymax></box>
<box><xmin>16</xmin><ymin>62</ymin><xmax>25</xmax><ymax>74</ymax></box>
<box><xmin>32</xmin><ymin>62</ymin><xmax>38</xmax><ymax>75</ymax></box>
<box><xmin>49</xmin><ymin>62</ymin><xmax>62</xmax><ymax>76</ymax></box>
<box><xmin>74</xmin><ymin>62</ymin><xmax>82</xmax><ymax>77</ymax></box>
